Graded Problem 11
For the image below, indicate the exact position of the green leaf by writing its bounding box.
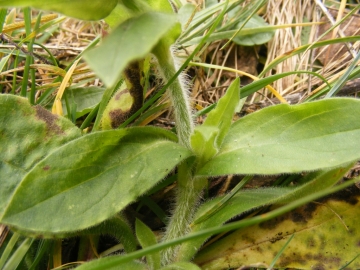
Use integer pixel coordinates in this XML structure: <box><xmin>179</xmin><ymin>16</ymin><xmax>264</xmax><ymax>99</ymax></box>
<box><xmin>276</xmin><ymin>163</ymin><xmax>354</xmax><ymax>203</ymax></box>
<box><xmin>2</xmin><ymin>237</ymin><xmax>34</xmax><ymax>270</ymax></box>
<box><xmin>240</xmin><ymin>71</ymin><xmax>330</xmax><ymax>98</ymax></box>
<box><xmin>0</xmin><ymin>95</ymin><xmax>81</xmax><ymax>220</ymax></box>
<box><xmin>1</xmin><ymin>127</ymin><xmax>193</xmax><ymax>236</ymax></box>
<box><xmin>182</xmin><ymin>24</ymin><xmax>275</xmax><ymax>47</ymax></box>
<box><xmin>194</xmin><ymin>186</ymin><xmax>360</xmax><ymax>269</ymax></box>
<box><xmin>135</xmin><ymin>219</ymin><xmax>161</xmax><ymax>270</ymax></box>
<box><xmin>190</xmin><ymin>126</ymin><xmax>219</xmax><ymax>165</ymax></box>
<box><xmin>62</xmin><ymin>86</ymin><xmax>104</xmax><ymax>119</ymax></box>
<box><xmin>65</xmin><ymin>180</ymin><xmax>357</xmax><ymax>269</ymax></box>
<box><xmin>178</xmin><ymin>4</ymin><xmax>197</xmax><ymax>30</ymax></box>
<box><xmin>178</xmin><ymin>187</ymin><xmax>292</xmax><ymax>261</ymax></box>
<box><xmin>178</xmin><ymin>165</ymin><xmax>351</xmax><ymax>261</ymax></box>
<box><xmin>78</xmin><ymin>259</ymin><xmax>148</xmax><ymax>270</ymax></box>
<box><xmin>202</xmin><ymin>77</ymin><xmax>240</xmax><ymax>147</ymax></box>
<box><xmin>190</xmin><ymin>78</ymin><xmax>240</xmax><ymax>165</ymax></box>
<box><xmin>160</xmin><ymin>262</ymin><xmax>202</xmax><ymax>270</ymax></box>
<box><xmin>197</xmin><ymin>98</ymin><xmax>360</xmax><ymax>176</ymax></box>
<box><xmin>104</xmin><ymin>4</ymin><xmax>137</xmax><ymax>29</ymax></box>
<box><xmin>84</xmin><ymin>12</ymin><xmax>180</xmax><ymax>87</ymax></box>
<box><xmin>0</xmin><ymin>0</ymin><xmax>117</xmax><ymax>20</ymax></box>
<box><xmin>146</xmin><ymin>0</ymin><xmax>174</xmax><ymax>13</ymax></box>
<box><xmin>232</xmin><ymin>15</ymin><xmax>274</xmax><ymax>46</ymax></box>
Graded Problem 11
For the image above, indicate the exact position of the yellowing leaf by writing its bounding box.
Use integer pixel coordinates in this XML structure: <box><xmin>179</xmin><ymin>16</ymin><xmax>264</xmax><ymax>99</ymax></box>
<box><xmin>194</xmin><ymin>185</ymin><xmax>360</xmax><ymax>269</ymax></box>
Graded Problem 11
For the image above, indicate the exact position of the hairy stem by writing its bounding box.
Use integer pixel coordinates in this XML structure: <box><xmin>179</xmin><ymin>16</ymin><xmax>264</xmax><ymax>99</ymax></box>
<box><xmin>161</xmin><ymin>163</ymin><xmax>206</xmax><ymax>265</ymax></box>
<box><xmin>154</xmin><ymin>44</ymin><xmax>194</xmax><ymax>149</ymax></box>
<box><xmin>154</xmin><ymin>43</ymin><xmax>207</xmax><ymax>264</ymax></box>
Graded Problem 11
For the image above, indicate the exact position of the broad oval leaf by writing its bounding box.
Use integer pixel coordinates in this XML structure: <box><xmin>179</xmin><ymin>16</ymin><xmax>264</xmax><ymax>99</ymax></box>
<box><xmin>84</xmin><ymin>12</ymin><xmax>180</xmax><ymax>87</ymax></box>
<box><xmin>1</xmin><ymin>127</ymin><xmax>192</xmax><ymax>236</ymax></box>
<box><xmin>0</xmin><ymin>94</ymin><xmax>81</xmax><ymax>220</ymax></box>
<box><xmin>0</xmin><ymin>0</ymin><xmax>117</xmax><ymax>20</ymax></box>
<box><xmin>194</xmin><ymin>186</ymin><xmax>360</xmax><ymax>269</ymax></box>
<box><xmin>197</xmin><ymin>98</ymin><xmax>360</xmax><ymax>176</ymax></box>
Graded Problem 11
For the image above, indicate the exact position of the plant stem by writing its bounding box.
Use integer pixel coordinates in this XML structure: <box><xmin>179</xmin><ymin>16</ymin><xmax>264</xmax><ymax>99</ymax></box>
<box><xmin>161</xmin><ymin>163</ymin><xmax>206</xmax><ymax>264</ymax></box>
<box><xmin>154</xmin><ymin>43</ymin><xmax>194</xmax><ymax>149</ymax></box>
<box><xmin>154</xmin><ymin>43</ymin><xmax>207</xmax><ymax>264</ymax></box>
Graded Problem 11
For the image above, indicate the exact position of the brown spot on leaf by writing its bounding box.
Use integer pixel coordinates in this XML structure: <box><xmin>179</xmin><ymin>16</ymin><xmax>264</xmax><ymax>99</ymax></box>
<box><xmin>290</xmin><ymin>212</ymin><xmax>306</xmax><ymax>223</ymax></box>
<box><xmin>43</xmin><ymin>165</ymin><xmax>50</xmax><ymax>171</ymax></box>
<box><xmin>323</xmin><ymin>185</ymin><xmax>359</xmax><ymax>205</ymax></box>
<box><xmin>269</xmin><ymin>234</ymin><xmax>284</xmax><ymax>243</ymax></box>
<box><xmin>259</xmin><ymin>215</ymin><xmax>286</xmax><ymax>229</ymax></box>
<box><xmin>34</xmin><ymin>105</ymin><xmax>64</xmax><ymax>135</ymax></box>
<box><xmin>312</xmin><ymin>263</ymin><xmax>326</xmax><ymax>270</ymax></box>
<box><xmin>306</xmin><ymin>237</ymin><xmax>316</xmax><ymax>248</ymax></box>
<box><xmin>109</xmin><ymin>109</ymin><xmax>130</xmax><ymax>129</ymax></box>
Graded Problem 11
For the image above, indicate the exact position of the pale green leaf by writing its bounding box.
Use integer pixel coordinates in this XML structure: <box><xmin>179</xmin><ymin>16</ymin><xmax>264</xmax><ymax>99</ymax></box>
<box><xmin>0</xmin><ymin>0</ymin><xmax>117</xmax><ymax>20</ymax></box>
<box><xmin>62</xmin><ymin>86</ymin><xmax>104</xmax><ymax>119</ymax></box>
<box><xmin>0</xmin><ymin>95</ymin><xmax>81</xmax><ymax>219</ymax></box>
<box><xmin>1</xmin><ymin>127</ymin><xmax>192</xmax><ymax>236</ymax></box>
<box><xmin>178</xmin><ymin>4</ymin><xmax>197</xmax><ymax>30</ymax></box>
<box><xmin>84</xmin><ymin>12</ymin><xmax>180</xmax><ymax>87</ymax></box>
<box><xmin>197</xmin><ymin>98</ymin><xmax>360</xmax><ymax>176</ymax></box>
<box><xmin>232</xmin><ymin>15</ymin><xmax>274</xmax><ymax>46</ymax></box>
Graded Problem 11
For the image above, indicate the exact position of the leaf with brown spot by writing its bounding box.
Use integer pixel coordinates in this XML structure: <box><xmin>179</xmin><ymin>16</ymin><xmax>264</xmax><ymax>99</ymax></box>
<box><xmin>0</xmin><ymin>94</ymin><xmax>81</xmax><ymax>220</ymax></box>
<box><xmin>194</xmin><ymin>186</ymin><xmax>360</xmax><ymax>270</ymax></box>
<box><xmin>1</xmin><ymin>127</ymin><xmax>192</xmax><ymax>236</ymax></box>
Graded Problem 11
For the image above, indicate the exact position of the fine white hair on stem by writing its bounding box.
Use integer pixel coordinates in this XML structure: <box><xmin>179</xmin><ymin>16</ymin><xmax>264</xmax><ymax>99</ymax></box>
<box><xmin>157</xmin><ymin>44</ymin><xmax>194</xmax><ymax>148</ymax></box>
